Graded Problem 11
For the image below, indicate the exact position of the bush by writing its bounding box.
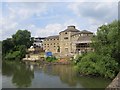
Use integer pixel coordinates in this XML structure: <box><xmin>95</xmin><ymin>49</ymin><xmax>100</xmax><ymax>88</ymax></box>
<box><xmin>74</xmin><ymin>53</ymin><xmax>87</xmax><ymax>64</ymax></box>
<box><xmin>96</xmin><ymin>54</ymin><xmax>119</xmax><ymax>78</ymax></box>
<box><xmin>5</xmin><ymin>51</ymin><xmax>21</xmax><ymax>60</ymax></box>
<box><xmin>76</xmin><ymin>52</ymin><xmax>99</xmax><ymax>75</ymax></box>
<box><xmin>46</xmin><ymin>56</ymin><xmax>57</xmax><ymax>62</ymax></box>
<box><xmin>76</xmin><ymin>52</ymin><xmax>119</xmax><ymax>79</ymax></box>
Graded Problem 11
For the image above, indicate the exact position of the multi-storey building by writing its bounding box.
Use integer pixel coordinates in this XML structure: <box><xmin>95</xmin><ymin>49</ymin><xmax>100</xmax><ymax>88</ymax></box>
<box><xmin>33</xmin><ymin>37</ymin><xmax>45</xmax><ymax>48</ymax></box>
<box><xmin>42</xmin><ymin>25</ymin><xmax>94</xmax><ymax>56</ymax></box>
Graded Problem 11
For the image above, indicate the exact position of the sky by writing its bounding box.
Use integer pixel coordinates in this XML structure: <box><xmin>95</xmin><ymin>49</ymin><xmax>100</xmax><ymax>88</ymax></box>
<box><xmin>1</xmin><ymin>0</ymin><xmax>119</xmax><ymax>40</ymax></box>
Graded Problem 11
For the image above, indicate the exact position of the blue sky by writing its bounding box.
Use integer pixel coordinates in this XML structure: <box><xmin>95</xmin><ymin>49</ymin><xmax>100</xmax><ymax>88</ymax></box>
<box><xmin>1</xmin><ymin>0</ymin><xmax>118</xmax><ymax>40</ymax></box>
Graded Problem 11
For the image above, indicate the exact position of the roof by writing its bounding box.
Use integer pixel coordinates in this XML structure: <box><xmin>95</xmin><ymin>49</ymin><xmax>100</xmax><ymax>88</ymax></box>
<box><xmin>73</xmin><ymin>36</ymin><xmax>93</xmax><ymax>43</ymax></box>
<box><xmin>45</xmin><ymin>35</ymin><xmax>59</xmax><ymax>39</ymax></box>
<box><xmin>34</xmin><ymin>37</ymin><xmax>46</xmax><ymax>39</ymax></box>
<box><xmin>59</xmin><ymin>26</ymin><xmax>80</xmax><ymax>33</ymax></box>
<box><xmin>79</xmin><ymin>30</ymin><xmax>93</xmax><ymax>34</ymax></box>
<box><xmin>72</xmin><ymin>30</ymin><xmax>93</xmax><ymax>36</ymax></box>
<box><xmin>77</xmin><ymin>36</ymin><xmax>93</xmax><ymax>41</ymax></box>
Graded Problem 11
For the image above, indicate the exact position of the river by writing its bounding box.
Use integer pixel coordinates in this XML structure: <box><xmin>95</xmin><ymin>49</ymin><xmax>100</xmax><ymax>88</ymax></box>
<box><xmin>2</xmin><ymin>61</ymin><xmax>111</xmax><ymax>89</ymax></box>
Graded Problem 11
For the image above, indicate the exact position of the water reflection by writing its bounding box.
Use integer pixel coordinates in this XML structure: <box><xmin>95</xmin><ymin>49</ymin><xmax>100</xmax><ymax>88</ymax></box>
<box><xmin>42</xmin><ymin>65</ymin><xmax>78</xmax><ymax>87</ymax></box>
<box><xmin>2</xmin><ymin>61</ymin><xmax>111</xmax><ymax>88</ymax></box>
<box><xmin>2</xmin><ymin>61</ymin><xmax>34</xmax><ymax>88</ymax></box>
<box><xmin>42</xmin><ymin>65</ymin><xmax>111</xmax><ymax>88</ymax></box>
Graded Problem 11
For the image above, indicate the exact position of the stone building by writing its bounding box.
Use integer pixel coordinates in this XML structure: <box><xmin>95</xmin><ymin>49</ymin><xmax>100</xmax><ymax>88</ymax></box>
<box><xmin>42</xmin><ymin>25</ymin><xmax>94</xmax><ymax>56</ymax></box>
<box><xmin>42</xmin><ymin>35</ymin><xmax>59</xmax><ymax>53</ymax></box>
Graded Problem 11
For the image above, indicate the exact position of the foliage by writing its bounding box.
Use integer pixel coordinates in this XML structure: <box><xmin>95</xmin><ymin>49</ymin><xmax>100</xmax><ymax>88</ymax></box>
<box><xmin>46</xmin><ymin>56</ymin><xmax>57</xmax><ymax>62</ymax></box>
<box><xmin>76</xmin><ymin>20</ymin><xmax>120</xmax><ymax>79</ymax></box>
<box><xmin>76</xmin><ymin>52</ymin><xmax>119</xmax><ymax>78</ymax></box>
<box><xmin>12</xmin><ymin>30</ymin><xmax>32</xmax><ymax>48</ymax></box>
<box><xmin>2</xmin><ymin>38</ymin><xmax>14</xmax><ymax>57</ymax></box>
<box><xmin>74</xmin><ymin>54</ymin><xmax>85</xmax><ymax>64</ymax></box>
<box><xmin>2</xmin><ymin>30</ymin><xmax>32</xmax><ymax>60</ymax></box>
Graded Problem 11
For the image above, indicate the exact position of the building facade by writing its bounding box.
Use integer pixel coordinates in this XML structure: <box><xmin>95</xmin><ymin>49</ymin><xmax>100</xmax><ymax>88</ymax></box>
<box><xmin>33</xmin><ymin>37</ymin><xmax>45</xmax><ymax>48</ymax></box>
<box><xmin>42</xmin><ymin>25</ymin><xmax>94</xmax><ymax>56</ymax></box>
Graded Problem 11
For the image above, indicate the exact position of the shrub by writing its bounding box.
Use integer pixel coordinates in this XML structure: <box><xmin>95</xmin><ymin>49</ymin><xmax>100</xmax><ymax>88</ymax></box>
<box><xmin>46</xmin><ymin>56</ymin><xmax>57</xmax><ymax>62</ymax></box>
<box><xmin>76</xmin><ymin>52</ymin><xmax>99</xmax><ymax>75</ymax></box>
<box><xmin>5</xmin><ymin>51</ymin><xmax>21</xmax><ymax>60</ymax></box>
<box><xmin>76</xmin><ymin>52</ymin><xmax>119</xmax><ymax>79</ymax></box>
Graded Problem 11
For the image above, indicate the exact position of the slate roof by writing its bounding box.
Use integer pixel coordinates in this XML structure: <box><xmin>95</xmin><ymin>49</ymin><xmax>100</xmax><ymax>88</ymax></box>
<box><xmin>45</xmin><ymin>35</ymin><xmax>59</xmax><ymax>39</ymax></box>
<box><xmin>59</xmin><ymin>26</ymin><xmax>80</xmax><ymax>33</ymax></box>
<box><xmin>77</xmin><ymin>36</ymin><xmax>93</xmax><ymax>41</ymax></box>
<box><xmin>72</xmin><ymin>30</ymin><xmax>93</xmax><ymax>36</ymax></box>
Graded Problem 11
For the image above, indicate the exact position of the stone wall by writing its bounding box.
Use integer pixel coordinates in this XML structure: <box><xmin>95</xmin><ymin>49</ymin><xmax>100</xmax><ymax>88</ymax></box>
<box><xmin>106</xmin><ymin>72</ymin><xmax>120</xmax><ymax>89</ymax></box>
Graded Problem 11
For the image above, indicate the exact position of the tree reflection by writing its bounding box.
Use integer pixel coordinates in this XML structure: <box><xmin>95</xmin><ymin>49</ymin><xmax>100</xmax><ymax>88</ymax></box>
<box><xmin>43</xmin><ymin>65</ymin><xmax>78</xmax><ymax>87</ymax></box>
<box><xmin>2</xmin><ymin>61</ymin><xmax>34</xmax><ymax>88</ymax></box>
<box><xmin>42</xmin><ymin>65</ymin><xmax>111</xmax><ymax>88</ymax></box>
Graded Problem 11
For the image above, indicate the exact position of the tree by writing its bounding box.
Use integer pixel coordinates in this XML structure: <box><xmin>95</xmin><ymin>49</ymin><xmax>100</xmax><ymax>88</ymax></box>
<box><xmin>76</xmin><ymin>20</ymin><xmax>120</xmax><ymax>79</ymax></box>
<box><xmin>2</xmin><ymin>38</ymin><xmax>14</xmax><ymax>57</ymax></box>
<box><xmin>92</xmin><ymin>20</ymin><xmax>120</xmax><ymax>64</ymax></box>
<box><xmin>2</xmin><ymin>30</ymin><xmax>32</xmax><ymax>60</ymax></box>
<box><xmin>12</xmin><ymin>30</ymin><xmax>31</xmax><ymax>48</ymax></box>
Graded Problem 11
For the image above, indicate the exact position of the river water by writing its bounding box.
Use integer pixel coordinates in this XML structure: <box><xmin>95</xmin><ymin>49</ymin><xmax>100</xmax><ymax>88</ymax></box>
<box><xmin>2</xmin><ymin>61</ymin><xmax>111</xmax><ymax>88</ymax></box>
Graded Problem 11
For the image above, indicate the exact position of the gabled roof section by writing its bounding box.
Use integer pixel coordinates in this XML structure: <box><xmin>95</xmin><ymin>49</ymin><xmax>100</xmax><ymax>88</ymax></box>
<box><xmin>45</xmin><ymin>35</ymin><xmax>59</xmax><ymax>39</ymax></box>
<box><xmin>79</xmin><ymin>30</ymin><xmax>93</xmax><ymax>34</ymax></box>
<box><xmin>59</xmin><ymin>25</ymin><xmax>80</xmax><ymax>33</ymax></box>
<box><xmin>77</xmin><ymin>36</ymin><xmax>93</xmax><ymax>42</ymax></box>
<box><xmin>72</xmin><ymin>30</ymin><xmax>93</xmax><ymax>36</ymax></box>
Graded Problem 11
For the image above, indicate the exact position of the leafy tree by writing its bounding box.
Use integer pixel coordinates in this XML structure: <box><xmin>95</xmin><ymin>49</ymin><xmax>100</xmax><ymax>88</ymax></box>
<box><xmin>76</xmin><ymin>20</ymin><xmax>120</xmax><ymax>79</ymax></box>
<box><xmin>12</xmin><ymin>30</ymin><xmax>31</xmax><ymax>48</ymax></box>
<box><xmin>2</xmin><ymin>38</ymin><xmax>14</xmax><ymax>57</ymax></box>
<box><xmin>2</xmin><ymin>30</ymin><xmax>32</xmax><ymax>60</ymax></box>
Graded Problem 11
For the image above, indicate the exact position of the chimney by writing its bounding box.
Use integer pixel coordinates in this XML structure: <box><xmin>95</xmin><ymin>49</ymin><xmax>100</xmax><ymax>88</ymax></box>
<box><xmin>67</xmin><ymin>25</ymin><xmax>75</xmax><ymax>29</ymax></box>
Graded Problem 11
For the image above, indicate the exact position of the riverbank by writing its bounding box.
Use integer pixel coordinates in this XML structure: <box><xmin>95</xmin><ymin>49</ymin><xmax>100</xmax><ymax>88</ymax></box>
<box><xmin>23</xmin><ymin>58</ymin><xmax>72</xmax><ymax>65</ymax></box>
<box><xmin>106</xmin><ymin>72</ymin><xmax>120</xmax><ymax>89</ymax></box>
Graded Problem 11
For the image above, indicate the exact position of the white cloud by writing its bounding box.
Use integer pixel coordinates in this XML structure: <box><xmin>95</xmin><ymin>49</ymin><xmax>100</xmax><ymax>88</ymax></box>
<box><xmin>24</xmin><ymin>19</ymin><xmax>80</xmax><ymax>38</ymax></box>
<box><xmin>2</xmin><ymin>0</ymin><xmax>119</xmax><ymax>2</ymax></box>
<box><xmin>1</xmin><ymin>2</ymin><xmax>48</xmax><ymax>40</ymax></box>
<box><xmin>1</xmin><ymin>1</ymin><xmax>118</xmax><ymax>40</ymax></box>
<box><xmin>68</xmin><ymin>2</ymin><xmax>118</xmax><ymax>33</ymax></box>
<box><xmin>68</xmin><ymin>2</ymin><xmax>118</xmax><ymax>21</ymax></box>
<box><xmin>7</xmin><ymin>3</ymin><xmax>48</xmax><ymax>20</ymax></box>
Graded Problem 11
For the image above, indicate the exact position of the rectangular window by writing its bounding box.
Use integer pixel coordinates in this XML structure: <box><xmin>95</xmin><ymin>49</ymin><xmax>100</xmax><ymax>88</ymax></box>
<box><xmin>64</xmin><ymin>37</ymin><xmax>68</xmax><ymax>39</ymax></box>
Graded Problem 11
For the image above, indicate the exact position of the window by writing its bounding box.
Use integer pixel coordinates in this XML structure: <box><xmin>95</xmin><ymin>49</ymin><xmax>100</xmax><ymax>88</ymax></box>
<box><xmin>64</xmin><ymin>37</ymin><xmax>68</xmax><ymax>39</ymax></box>
<box><xmin>65</xmin><ymin>32</ymin><xmax>67</xmax><ymax>34</ymax></box>
<box><xmin>65</xmin><ymin>48</ymin><xmax>68</xmax><ymax>52</ymax></box>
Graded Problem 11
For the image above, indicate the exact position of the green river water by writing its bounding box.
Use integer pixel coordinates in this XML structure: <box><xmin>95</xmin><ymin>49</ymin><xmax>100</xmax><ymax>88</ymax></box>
<box><xmin>2</xmin><ymin>61</ymin><xmax>111</xmax><ymax>89</ymax></box>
